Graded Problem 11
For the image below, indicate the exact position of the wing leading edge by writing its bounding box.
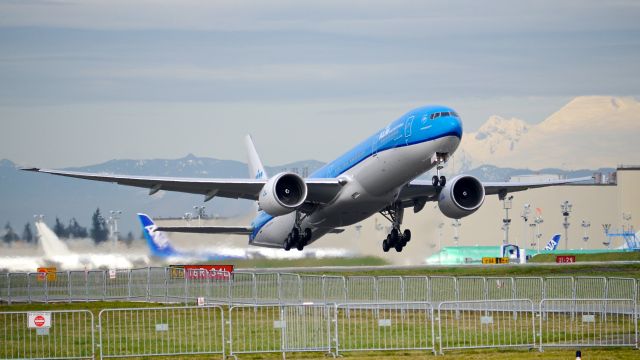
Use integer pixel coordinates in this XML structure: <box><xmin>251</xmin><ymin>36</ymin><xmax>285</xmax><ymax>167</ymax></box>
<box><xmin>22</xmin><ymin>168</ymin><xmax>343</xmax><ymax>204</ymax></box>
<box><xmin>399</xmin><ymin>175</ymin><xmax>593</xmax><ymax>209</ymax></box>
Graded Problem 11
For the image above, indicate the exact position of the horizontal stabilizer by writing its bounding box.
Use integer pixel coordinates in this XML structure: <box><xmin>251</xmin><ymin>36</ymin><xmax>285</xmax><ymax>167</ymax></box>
<box><xmin>156</xmin><ymin>225</ymin><xmax>254</xmax><ymax>235</ymax></box>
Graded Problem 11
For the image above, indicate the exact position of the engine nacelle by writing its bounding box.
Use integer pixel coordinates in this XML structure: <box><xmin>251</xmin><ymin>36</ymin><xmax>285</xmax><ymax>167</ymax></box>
<box><xmin>258</xmin><ymin>172</ymin><xmax>308</xmax><ymax>217</ymax></box>
<box><xmin>438</xmin><ymin>174</ymin><xmax>485</xmax><ymax>219</ymax></box>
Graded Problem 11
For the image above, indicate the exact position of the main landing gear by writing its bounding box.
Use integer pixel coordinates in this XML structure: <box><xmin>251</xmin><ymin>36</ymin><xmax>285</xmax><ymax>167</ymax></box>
<box><xmin>284</xmin><ymin>212</ymin><xmax>312</xmax><ymax>251</ymax></box>
<box><xmin>380</xmin><ymin>202</ymin><xmax>411</xmax><ymax>253</ymax></box>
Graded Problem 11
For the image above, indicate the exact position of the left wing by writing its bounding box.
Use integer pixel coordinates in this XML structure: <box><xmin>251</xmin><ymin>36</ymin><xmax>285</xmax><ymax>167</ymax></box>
<box><xmin>156</xmin><ymin>225</ymin><xmax>254</xmax><ymax>235</ymax></box>
<box><xmin>22</xmin><ymin>168</ymin><xmax>342</xmax><ymax>204</ymax></box>
<box><xmin>398</xmin><ymin>176</ymin><xmax>593</xmax><ymax>211</ymax></box>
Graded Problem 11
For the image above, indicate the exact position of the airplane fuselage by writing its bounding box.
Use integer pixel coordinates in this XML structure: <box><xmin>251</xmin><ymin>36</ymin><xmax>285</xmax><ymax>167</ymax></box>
<box><xmin>250</xmin><ymin>105</ymin><xmax>463</xmax><ymax>248</ymax></box>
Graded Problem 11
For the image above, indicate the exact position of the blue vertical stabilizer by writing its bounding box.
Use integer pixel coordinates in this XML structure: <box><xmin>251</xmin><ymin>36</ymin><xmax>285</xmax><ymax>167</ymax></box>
<box><xmin>138</xmin><ymin>213</ymin><xmax>179</xmax><ymax>257</ymax></box>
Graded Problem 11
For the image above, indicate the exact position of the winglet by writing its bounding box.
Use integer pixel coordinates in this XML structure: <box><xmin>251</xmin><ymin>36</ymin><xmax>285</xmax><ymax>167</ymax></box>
<box><xmin>245</xmin><ymin>134</ymin><xmax>268</xmax><ymax>180</ymax></box>
<box><xmin>137</xmin><ymin>213</ymin><xmax>178</xmax><ymax>257</ymax></box>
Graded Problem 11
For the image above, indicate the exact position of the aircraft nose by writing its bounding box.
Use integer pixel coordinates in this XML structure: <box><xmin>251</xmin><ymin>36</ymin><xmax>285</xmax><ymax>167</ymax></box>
<box><xmin>446</xmin><ymin>115</ymin><xmax>463</xmax><ymax>139</ymax></box>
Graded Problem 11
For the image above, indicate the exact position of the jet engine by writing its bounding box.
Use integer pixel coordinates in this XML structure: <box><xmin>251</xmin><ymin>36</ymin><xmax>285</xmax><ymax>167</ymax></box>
<box><xmin>437</xmin><ymin>174</ymin><xmax>485</xmax><ymax>219</ymax></box>
<box><xmin>258</xmin><ymin>172</ymin><xmax>308</xmax><ymax>216</ymax></box>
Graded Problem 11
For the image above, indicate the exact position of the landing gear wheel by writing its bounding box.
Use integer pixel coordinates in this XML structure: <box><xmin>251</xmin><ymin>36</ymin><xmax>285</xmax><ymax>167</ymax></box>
<box><xmin>390</xmin><ymin>228</ymin><xmax>400</xmax><ymax>244</ymax></box>
<box><xmin>403</xmin><ymin>229</ymin><xmax>412</xmax><ymax>243</ymax></box>
<box><xmin>296</xmin><ymin>241</ymin><xmax>305</xmax><ymax>251</ymax></box>
<box><xmin>284</xmin><ymin>235</ymin><xmax>292</xmax><ymax>251</ymax></box>
<box><xmin>439</xmin><ymin>176</ymin><xmax>446</xmax><ymax>187</ymax></box>
<box><xmin>395</xmin><ymin>243</ymin><xmax>403</xmax><ymax>252</ymax></box>
<box><xmin>382</xmin><ymin>239</ymin><xmax>390</xmax><ymax>252</ymax></box>
<box><xmin>303</xmin><ymin>228</ymin><xmax>312</xmax><ymax>242</ymax></box>
<box><xmin>432</xmin><ymin>175</ymin><xmax>439</xmax><ymax>187</ymax></box>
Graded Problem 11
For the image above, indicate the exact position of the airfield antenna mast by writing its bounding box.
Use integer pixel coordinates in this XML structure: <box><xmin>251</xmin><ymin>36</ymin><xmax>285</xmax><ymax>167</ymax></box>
<box><xmin>533</xmin><ymin>214</ymin><xmax>544</xmax><ymax>252</ymax></box>
<box><xmin>109</xmin><ymin>210</ymin><xmax>122</xmax><ymax>250</ymax></box>
<box><xmin>520</xmin><ymin>204</ymin><xmax>530</xmax><ymax>249</ymax></box>
<box><xmin>451</xmin><ymin>219</ymin><xmax>461</xmax><ymax>246</ymax></box>
<box><xmin>561</xmin><ymin>201</ymin><xmax>572</xmax><ymax>250</ymax></box>
<box><xmin>581</xmin><ymin>220</ymin><xmax>591</xmax><ymax>248</ymax></box>
<box><xmin>502</xmin><ymin>196</ymin><xmax>513</xmax><ymax>245</ymax></box>
<box><xmin>602</xmin><ymin>223</ymin><xmax>611</xmax><ymax>248</ymax></box>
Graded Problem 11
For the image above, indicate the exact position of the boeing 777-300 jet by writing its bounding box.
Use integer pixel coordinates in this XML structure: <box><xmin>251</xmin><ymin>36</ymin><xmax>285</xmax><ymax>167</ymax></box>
<box><xmin>24</xmin><ymin>105</ymin><xmax>590</xmax><ymax>253</ymax></box>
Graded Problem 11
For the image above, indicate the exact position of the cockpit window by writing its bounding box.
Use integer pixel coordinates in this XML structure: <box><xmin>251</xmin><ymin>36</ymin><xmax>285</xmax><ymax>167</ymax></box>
<box><xmin>451</xmin><ymin>111</ymin><xmax>460</xmax><ymax>118</ymax></box>
<box><xmin>430</xmin><ymin>112</ymin><xmax>440</xmax><ymax>120</ymax></box>
<box><xmin>441</xmin><ymin>111</ymin><xmax>450</xmax><ymax>117</ymax></box>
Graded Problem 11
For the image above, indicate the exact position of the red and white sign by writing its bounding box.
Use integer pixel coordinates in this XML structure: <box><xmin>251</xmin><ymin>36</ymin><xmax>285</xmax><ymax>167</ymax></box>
<box><xmin>556</xmin><ymin>255</ymin><xmax>576</xmax><ymax>263</ymax></box>
<box><xmin>183</xmin><ymin>265</ymin><xmax>234</xmax><ymax>280</ymax></box>
<box><xmin>28</xmin><ymin>312</ymin><xmax>51</xmax><ymax>328</ymax></box>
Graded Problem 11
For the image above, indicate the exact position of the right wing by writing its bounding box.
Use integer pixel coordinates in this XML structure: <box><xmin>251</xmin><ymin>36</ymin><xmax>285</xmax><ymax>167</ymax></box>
<box><xmin>22</xmin><ymin>168</ymin><xmax>343</xmax><ymax>204</ymax></box>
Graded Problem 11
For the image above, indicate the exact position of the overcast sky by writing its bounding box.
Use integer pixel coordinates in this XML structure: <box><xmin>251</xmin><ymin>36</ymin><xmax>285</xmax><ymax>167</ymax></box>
<box><xmin>1</xmin><ymin>0</ymin><xmax>639</xmax><ymax>168</ymax></box>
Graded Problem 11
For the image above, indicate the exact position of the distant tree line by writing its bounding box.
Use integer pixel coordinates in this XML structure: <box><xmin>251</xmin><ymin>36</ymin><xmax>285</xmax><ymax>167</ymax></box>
<box><xmin>2</xmin><ymin>208</ymin><xmax>138</xmax><ymax>246</ymax></box>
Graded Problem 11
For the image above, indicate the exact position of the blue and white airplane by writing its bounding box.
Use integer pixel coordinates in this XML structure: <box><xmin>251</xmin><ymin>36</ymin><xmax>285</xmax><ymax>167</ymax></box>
<box><xmin>25</xmin><ymin>105</ymin><xmax>590</xmax><ymax>253</ymax></box>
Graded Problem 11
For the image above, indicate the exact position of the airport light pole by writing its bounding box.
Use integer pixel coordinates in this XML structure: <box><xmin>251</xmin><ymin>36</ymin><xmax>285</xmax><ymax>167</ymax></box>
<box><xmin>534</xmin><ymin>215</ymin><xmax>544</xmax><ymax>252</ymax></box>
<box><xmin>109</xmin><ymin>210</ymin><xmax>122</xmax><ymax>250</ymax></box>
<box><xmin>581</xmin><ymin>220</ymin><xmax>591</xmax><ymax>246</ymax></box>
<box><xmin>520</xmin><ymin>204</ymin><xmax>530</xmax><ymax>249</ymax></box>
<box><xmin>560</xmin><ymin>201</ymin><xmax>572</xmax><ymax>250</ymax></box>
<box><xmin>193</xmin><ymin>206</ymin><xmax>205</xmax><ymax>226</ymax></box>
<box><xmin>452</xmin><ymin>219</ymin><xmax>461</xmax><ymax>246</ymax></box>
<box><xmin>183</xmin><ymin>212</ymin><xmax>193</xmax><ymax>226</ymax></box>
<box><xmin>502</xmin><ymin>196</ymin><xmax>513</xmax><ymax>245</ymax></box>
<box><xmin>602</xmin><ymin>223</ymin><xmax>611</xmax><ymax>248</ymax></box>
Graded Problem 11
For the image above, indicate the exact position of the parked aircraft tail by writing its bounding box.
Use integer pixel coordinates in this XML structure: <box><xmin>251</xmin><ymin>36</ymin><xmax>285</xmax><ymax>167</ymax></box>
<box><xmin>544</xmin><ymin>234</ymin><xmax>561</xmax><ymax>251</ymax></box>
<box><xmin>138</xmin><ymin>213</ymin><xmax>179</xmax><ymax>257</ymax></box>
<box><xmin>245</xmin><ymin>134</ymin><xmax>268</xmax><ymax>180</ymax></box>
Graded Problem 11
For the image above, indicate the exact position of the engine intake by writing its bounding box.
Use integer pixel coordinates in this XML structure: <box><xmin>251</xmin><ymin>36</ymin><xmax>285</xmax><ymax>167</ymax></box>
<box><xmin>438</xmin><ymin>175</ymin><xmax>485</xmax><ymax>219</ymax></box>
<box><xmin>258</xmin><ymin>172</ymin><xmax>308</xmax><ymax>216</ymax></box>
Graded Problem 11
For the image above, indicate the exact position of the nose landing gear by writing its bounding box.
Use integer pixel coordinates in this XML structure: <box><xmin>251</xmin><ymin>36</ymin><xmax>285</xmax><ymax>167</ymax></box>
<box><xmin>431</xmin><ymin>153</ymin><xmax>448</xmax><ymax>187</ymax></box>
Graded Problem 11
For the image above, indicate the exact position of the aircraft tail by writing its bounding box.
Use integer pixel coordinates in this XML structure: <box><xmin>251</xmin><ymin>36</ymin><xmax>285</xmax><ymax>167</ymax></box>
<box><xmin>137</xmin><ymin>213</ymin><xmax>179</xmax><ymax>257</ymax></box>
<box><xmin>33</xmin><ymin>219</ymin><xmax>71</xmax><ymax>257</ymax></box>
<box><xmin>544</xmin><ymin>234</ymin><xmax>561</xmax><ymax>251</ymax></box>
<box><xmin>245</xmin><ymin>134</ymin><xmax>268</xmax><ymax>180</ymax></box>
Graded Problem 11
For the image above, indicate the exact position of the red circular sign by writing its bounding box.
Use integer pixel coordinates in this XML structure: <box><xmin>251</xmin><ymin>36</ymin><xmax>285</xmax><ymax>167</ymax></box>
<box><xmin>34</xmin><ymin>315</ymin><xmax>45</xmax><ymax>327</ymax></box>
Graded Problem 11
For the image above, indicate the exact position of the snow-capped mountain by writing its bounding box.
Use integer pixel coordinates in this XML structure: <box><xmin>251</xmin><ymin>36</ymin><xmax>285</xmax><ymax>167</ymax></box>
<box><xmin>458</xmin><ymin>96</ymin><xmax>640</xmax><ymax>170</ymax></box>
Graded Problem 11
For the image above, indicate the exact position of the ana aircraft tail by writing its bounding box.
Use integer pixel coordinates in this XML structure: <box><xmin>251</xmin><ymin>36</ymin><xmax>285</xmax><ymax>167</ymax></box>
<box><xmin>544</xmin><ymin>234</ymin><xmax>561</xmax><ymax>251</ymax></box>
<box><xmin>245</xmin><ymin>134</ymin><xmax>268</xmax><ymax>180</ymax></box>
<box><xmin>138</xmin><ymin>213</ymin><xmax>179</xmax><ymax>257</ymax></box>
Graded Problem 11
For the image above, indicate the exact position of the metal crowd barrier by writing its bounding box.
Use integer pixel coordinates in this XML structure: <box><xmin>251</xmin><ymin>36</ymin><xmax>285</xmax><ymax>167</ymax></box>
<box><xmin>333</xmin><ymin>302</ymin><xmax>436</xmax><ymax>356</ymax></box>
<box><xmin>0</xmin><ymin>268</ymin><xmax>638</xmax><ymax>307</ymax></box>
<box><xmin>1</xmin><ymin>300</ymin><xmax>638</xmax><ymax>359</ymax></box>
<box><xmin>539</xmin><ymin>298</ymin><xmax>638</xmax><ymax>351</ymax></box>
<box><xmin>98</xmin><ymin>305</ymin><xmax>225</xmax><ymax>359</ymax></box>
<box><xmin>438</xmin><ymin>299</ymin><xmax>536</xmax><ymax>353</ymax></box>
<box><xmin>227</xmin><ymin>304</ymin><xmax>332</xmax><ymax>359</ymax></box>
<box><xmin>0</xmin><ymin>310</ymin><xmax>94</xmax><ymax>360</ymax></box>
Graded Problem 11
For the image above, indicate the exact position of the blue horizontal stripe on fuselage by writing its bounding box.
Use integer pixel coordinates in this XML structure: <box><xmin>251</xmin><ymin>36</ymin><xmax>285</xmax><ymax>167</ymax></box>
<box><xmin>250</xmin><ymin>105</ymin><xmax>462</xmax><ymax>241</ymax></box>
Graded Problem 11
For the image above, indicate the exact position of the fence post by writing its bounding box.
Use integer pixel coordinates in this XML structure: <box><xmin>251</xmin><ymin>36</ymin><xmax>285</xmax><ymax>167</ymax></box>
<box><xmin>145</xmin><ymin>267</ymin><xmax>150</xmax><ymax>302</ymax></box>
<box><xmin>102</xmin><ymin>270</ymin><xmax>107</xmax><ymax>301</ymax></box>
<box><xmin>67</xmin><ymin>271</ymin><xmax>71</xmax><ymax>303</ymax></box>
<box><xmin>7</xmin><ymin>273</ymin><xmax>11</xmax><ymax>305</ymax></box>
<box><xmin>277</xmin><ymin>273</ymin><xmax>282</xmax><ymax>305</ymax></box>
<box><xmin>184</xmin><ymin>269</ymin><xmax>189</xmax><ymax>305</ymax></box>
<box><xmin>400</xmin><ymin>276</ymin><xmax>405</xmax><ymax>303</ymax></box>
<box><xmin>126</xmin><ymin>269</ymin><xmax>131</xmax><ymax>300</ymax></box>
<box><xmin>373</xmin><ymin>276</ymin><xmax>379</xmax><ymax>303</ymax></box>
